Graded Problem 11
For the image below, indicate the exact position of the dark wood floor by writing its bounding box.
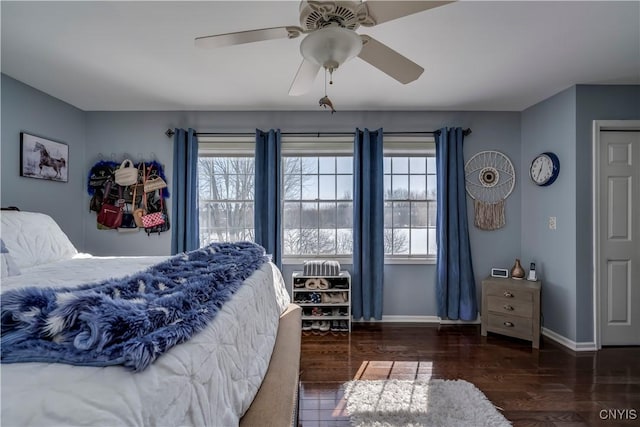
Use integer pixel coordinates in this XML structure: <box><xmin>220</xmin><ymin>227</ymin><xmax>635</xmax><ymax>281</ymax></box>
<box><xmin>299</xmin><ymin>323</ymin><xmax>640</xmax><ymax>427</ymax></box>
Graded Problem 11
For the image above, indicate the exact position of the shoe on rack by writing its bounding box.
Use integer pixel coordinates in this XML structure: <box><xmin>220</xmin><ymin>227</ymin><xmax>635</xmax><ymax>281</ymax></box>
<box><xmin>339</xmin><ymin>320</ymin><xmax>349</xmax><ymax>332</ymax></box>
<box><xmin>318</xmin><ymin>321</ymin><xmax>330</xmax><ymax>332</ymax></box>
<box><xmin>330</xmin><ymin>321</ymin><xmax>340</xmax><ymax>332</ymax></box>
<box><xmin>311</xmin><ymin>321</ymin><xmax>321</xmax><ymax>330</ymax></box>
<box><xmin>311</xmin><ymin>307</ymin><xmax>323</xmax><ymax>316</ymax></box>
<box><xmin>302</xmin><ymin>321</ymin><xmax>312</xmax><ymax>331</ymax></box>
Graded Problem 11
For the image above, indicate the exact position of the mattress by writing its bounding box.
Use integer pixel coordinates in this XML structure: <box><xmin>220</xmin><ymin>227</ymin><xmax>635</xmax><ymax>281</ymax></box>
<box><xmin>1</xmin><ymin>255</ymin><xmax>291</xmax><ymax>427</ymax></box>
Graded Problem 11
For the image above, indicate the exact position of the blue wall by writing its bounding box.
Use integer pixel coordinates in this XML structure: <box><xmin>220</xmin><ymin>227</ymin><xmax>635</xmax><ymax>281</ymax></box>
<box><xmin>521</xmin><ymin>86</ymin><xmax>577</xmax><ymax>340</ymax></box>
<box><xmin>521</xmin><ymin>84</ymin><xmax>640</xmax><ymax>343</ymax></box>
<box><xmin>1</xmin><ymin>75</ymin><xmax>87</xmax><ymax>249</ymax></box>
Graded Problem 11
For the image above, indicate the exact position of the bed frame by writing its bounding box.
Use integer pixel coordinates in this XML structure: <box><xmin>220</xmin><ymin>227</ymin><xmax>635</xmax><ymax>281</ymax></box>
<box><xmin>240</xmin><ymin>304</ymin><xmax>301</xmax><ymax>427</ymax></box>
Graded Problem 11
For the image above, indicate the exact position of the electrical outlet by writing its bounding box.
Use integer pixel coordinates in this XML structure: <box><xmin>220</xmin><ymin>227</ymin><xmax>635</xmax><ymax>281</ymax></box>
<box><xmin>548</xmin><ymin>216</ymin><xmax>557</xmax><ymax>230</ymax></box>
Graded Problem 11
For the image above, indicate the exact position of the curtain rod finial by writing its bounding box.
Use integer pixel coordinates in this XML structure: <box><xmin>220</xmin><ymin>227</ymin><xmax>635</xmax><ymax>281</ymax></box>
<box><xmin>165</xmin><ymin>128</ymin><xmax>175</xmax><ymax>138</ymax></box>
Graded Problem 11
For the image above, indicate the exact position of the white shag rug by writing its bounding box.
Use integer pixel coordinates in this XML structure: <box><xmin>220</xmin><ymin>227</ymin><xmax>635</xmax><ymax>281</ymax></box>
<box><xmin>343</xmin><ymin>379</ymin><xmax>511</xmax><ymax>427</ymax></box>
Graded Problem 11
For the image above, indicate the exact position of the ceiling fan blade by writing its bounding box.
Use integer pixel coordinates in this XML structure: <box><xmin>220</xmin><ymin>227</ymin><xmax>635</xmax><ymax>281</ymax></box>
<box><xmin>358</xmin><ymin>35</ymin><xmax>424</xmax><ymax>84</ymax></box>
<box><xmin>288</xmin><ymin>59</ymin><xmax>322</xmax><ymax>96</ymax></box>
<box><xmin>195</xmin><ymin>26</ymin><xmax>303</xmax><ymax>49</ymax></box>
<box><xmin>361</xmin><ymin>1</ymin><xmax>454</xmax><ymax>26</ymax></box>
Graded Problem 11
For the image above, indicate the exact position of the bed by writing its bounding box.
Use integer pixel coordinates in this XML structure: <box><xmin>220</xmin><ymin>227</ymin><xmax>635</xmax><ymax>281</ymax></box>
<box><xmin>0</xmin><ymin>210</ymin><xmax>301</xmax><ymax>427</ymax></box>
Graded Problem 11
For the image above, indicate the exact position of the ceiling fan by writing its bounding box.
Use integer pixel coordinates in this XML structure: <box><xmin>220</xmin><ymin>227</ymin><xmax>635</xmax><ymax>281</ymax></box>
<box><xmin>195</xmin><ymin>1</ymin><xmax>453</xmax><ymax>96</ymax></box>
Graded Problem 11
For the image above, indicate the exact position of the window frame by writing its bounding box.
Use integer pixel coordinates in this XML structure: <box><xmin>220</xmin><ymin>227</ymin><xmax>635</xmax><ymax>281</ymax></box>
<box><xmin>198</xmin><ymin>137</ymin><xmax>256</xmax><ymax>246</ymax></box>
<box><xmin>384</xmin><ymin>136</ymin><xmax>437</xmax><ymax>265</ymax></box>
<box><xmin>281</xmin><ymin>136</ymin><xmax>354</xmax><ymax>265</ymax></box>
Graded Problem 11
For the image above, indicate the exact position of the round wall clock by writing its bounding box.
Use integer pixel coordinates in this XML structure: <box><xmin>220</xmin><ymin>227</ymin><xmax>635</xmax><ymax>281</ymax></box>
<box><xmin>530</xmin><ymin>152</ymin><xmax>560</xmax><ymax>186</ymax></box>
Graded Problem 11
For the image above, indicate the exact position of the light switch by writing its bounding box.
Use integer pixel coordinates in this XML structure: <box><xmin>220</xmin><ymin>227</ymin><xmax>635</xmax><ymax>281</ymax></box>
<box><xmin>549</xmin><ymin>216</ymin><xmax>557</xmax><ymax>230</ymax></box>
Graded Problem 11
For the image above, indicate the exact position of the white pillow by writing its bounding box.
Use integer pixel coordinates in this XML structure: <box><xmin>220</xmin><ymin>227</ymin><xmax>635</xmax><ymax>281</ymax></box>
<box><xmin>0</xmin><ymin>211</ymin><xmax>78</xmax><ymax>269</ymax></box>
<box><xmin>1</xmin><ymin>238</ymin><xmax>21</xmax><ymax>278</ymax></box>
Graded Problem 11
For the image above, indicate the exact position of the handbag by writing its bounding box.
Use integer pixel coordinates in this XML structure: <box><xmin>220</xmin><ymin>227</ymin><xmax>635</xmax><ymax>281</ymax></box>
<box><xmin>143</xmin><ymin>164</ymin><xmax>167</xmax><ymax>193</ymax></box>
<box><xmin>97</xmin><ymin>202</ymin><xmax>123</xmax><ymax>229</ymax></box>
<box><xmin>115</xmin><ymin>159</ymin><xmax>138</xmax><ymax>186</ymax></box>
<box><xmin>143</xmin><ymin>191</ymin><xmax>170</xmax><ymax>235</ymax></box>
<box><xmin>118</xmin><ymin>185</ymin><xmax>139</xmax><ymax>233</ymax></box>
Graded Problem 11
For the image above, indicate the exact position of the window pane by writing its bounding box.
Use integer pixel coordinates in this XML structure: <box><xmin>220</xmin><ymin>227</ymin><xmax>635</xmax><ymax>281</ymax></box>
<box><xmin>411</xmin><ymin>202</ymin><xmax>428</xmax><ymax>227</ymax></box>
<box><xmin>246</xmin><ymin>202</ymin><xmax>254</xmax><ymax>227</ymax></box>
<box><xmin>384</xmin><ymin>202</ymin><xmax>393</xmax><ymax>228</ymax></box>
<box><xmin>283</xmin><ymin>229</ymin><xmax>300</xmax><ymax>255</ymax></box>
<box><xmin>209</xmin><ymin>202</ymin><xmax>227</xmax><ymax>227</ymax></box>
<box><xmin>318</xmin><ymin>202</ymin><xmax>336</xmax><ymax>228</ymax></box>
<box><xmin>300</xmin><ymin>202</ymin><xmax>318</xmax><ymax>228</ymax></box>
<box><xmin>336</xmin><ymin>202</ymin><xmax>352</xmax><ymax>228</ymax></box>
<box><xmin>301</xmin><ymin>157</ymin><xmax>318</xmax><ymax>174</ymax></box>
<box><xmin>210</xmin><ymin>228</ymin><xmax>228</xmax><ymax>242</ymax></box>
<box><xmin>393</xmin><ymin>229</ymin><xmax>410</xmax><ymax>254</ymax></box>
<box><xmin>428</xmin><ymin>228</ymin><xmax>437</xmax><ymax>255</ymax></box>
<box><xmin>384</xmin><ymin>157</ymin><xmax>391</xmax><ymax>174</ymax></box>
<box><xmin>229</xmin><ymin>227</ymin><xmax>244</xmax><ymax>242</ymax></box>
<box><xmin>336</xmin><ymin>175</ymin><xmax>352</xmax><ymax>200</ymax></box>
<box><xmin>427</xmin><ymin>175</ymin><xmax>437</xmax><ymax>200</ymax></box>
<box><xmin>301</xmin><ymin>175</ymin><xmax>318</xmax><ymax>200</ymax></box>
<box><xmin>337</xmin><ymin>229</ymin><xmax>352</xmax><ymax>254</ymax></box>
<box><xmin>384</xmin><ymin>229</ymin><xmax>393</xmax><ymax>255</ymax></box>
<box><xmin>283</xmin><ymin>157</ymin><xmax>301</xmax><ymax>174</ymax></box>
<box><xmin>392</xmin><ymin>157</ymin><xmax>409</xmax><ymax>173</ymax></box>
<box><xmin>319</xmin><ymin>175</ymin><xmax>336</xmax><ymax>199</ymax></box>
<box><xmin>336</xmin><ymin>157</ymin><xmax>352</xmax><ymax>173</ymax></box>
<box><xmin>392</xmin><ymin>202</ymin><xmax>410</xmax><ymax>227</ymax></box>
<box><xmin>409</xmin><ymin>175</ymin><xmax>426</xmax><ymax>200</ymax></box>
<box><xmin>384</xmin><ymin>175</ymin><xmax>391</xmax><ymax>198</ymax></box>
<box><xmin>284</xmin><ymin>173</ymin><xmax>301</xmax><ymax>200</ymax></box>
<box><xmin>299</xmin><ymin>229</ymin><xmax>319</xmax><ymax>254</ymax></box>
<box><xmin>319</xmin><ymin>157</ymin><xmax>335</xmax><ymax>174</ymax></box>
<box><xmin>427</xmin><ymin>202</ymin><xmax>436</xmax><ymax>227</ymax></box>
<box><xmin>392</xmin><ymin>175</ymin><xmax>408</xmax><ymax>199</ymax></box>
<box><xmin>410</xmin><ymin>157</ymin><xmax>426</xmax><ymax>173</ymax></box>
<box><xmin>427</xmin><ymin>157</ymin><xmax>436</xmax><ymax>174</ymax></box>
<box><xmin>319</xmin><ymin>229</ymin><xmax>336</xmax><ymax>254</ymax></box>
<box><xmin>410</xmin><ymin>229</ymin><xmax>428</xmax><ymax>255</ymax></box>
<box><xmin>283</xmin><ymin>202</ymin><xmax>301</xmax><ymax>228</ymax></box>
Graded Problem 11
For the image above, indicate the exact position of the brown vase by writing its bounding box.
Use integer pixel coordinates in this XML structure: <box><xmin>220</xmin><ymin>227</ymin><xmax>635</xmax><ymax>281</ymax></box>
<box><xmin>511</xmin><ymin>258</ymin><xmax>525</xmax><ymax>280</ymax></box>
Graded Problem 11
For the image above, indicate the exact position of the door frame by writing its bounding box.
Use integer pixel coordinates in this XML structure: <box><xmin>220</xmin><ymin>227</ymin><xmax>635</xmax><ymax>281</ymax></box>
<box><xmin>592</xmin><ymin>120</ymin><xmax>640</xmax><ymax>349</ymax></box>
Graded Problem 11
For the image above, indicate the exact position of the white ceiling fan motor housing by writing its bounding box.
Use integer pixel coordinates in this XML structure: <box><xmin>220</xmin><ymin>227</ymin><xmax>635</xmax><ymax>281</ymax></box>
<box><xmin>299</xmin><ymin>0</ymin><xmax>372</xmax><ymax>31</ymax></box>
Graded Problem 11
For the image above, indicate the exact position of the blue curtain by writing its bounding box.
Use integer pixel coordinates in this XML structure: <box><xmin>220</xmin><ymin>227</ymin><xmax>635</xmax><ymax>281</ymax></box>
<box><xmin>254</xmin><ymin>129</ymin><xmax>282</xmax><ymax>268</ymax></box>
<box><xmin>435</xmin><ymin>127</ymin><xmax>477</xmax><ymax>320</ymax></box>
<box><xmin>171</xmin><ymin>128</ymin><xmax>199</xmax><ymax>254</ymax></box>
<box><xmin>353</xmin><ymin>128</ymin><xmax>384</xmax><ymax>320</ymax></box>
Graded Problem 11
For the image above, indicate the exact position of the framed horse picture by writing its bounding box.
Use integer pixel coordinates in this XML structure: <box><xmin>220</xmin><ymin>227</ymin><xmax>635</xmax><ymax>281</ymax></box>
<box><xmin>20</xmin><ymin>132</ymin><xmax>69</xmax><ymax>182</ymax></box>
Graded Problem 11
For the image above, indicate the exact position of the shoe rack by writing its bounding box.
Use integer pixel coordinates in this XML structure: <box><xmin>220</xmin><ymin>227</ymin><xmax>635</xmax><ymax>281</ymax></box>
<box><xmin>292</xmin><ymin>271</ymin><xmax>351</xmax><ymax>334</ymax></box>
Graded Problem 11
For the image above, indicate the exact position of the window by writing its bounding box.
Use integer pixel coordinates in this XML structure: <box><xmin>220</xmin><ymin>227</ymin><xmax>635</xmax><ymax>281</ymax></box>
<box><xmin>384</xmin><ymin>139</ymin><xmax>437</xmax><ymax>259</ymax></box>
<box><xmin>282</xmin><ymin>139</ymin><xmax>353</xmax><ymax>258</ymax></box>
<box><xmin>198</xmin><ymin>140</ymin><xmax>255</xmax><ymax>246</ymax></box>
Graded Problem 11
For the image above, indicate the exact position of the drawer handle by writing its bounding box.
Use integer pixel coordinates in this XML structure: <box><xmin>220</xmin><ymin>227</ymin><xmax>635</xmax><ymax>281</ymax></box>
<box><xmin>503</xmin><ymin>321</ymin><xmax>514</xmax><ymax>327</ymax></box>
<box><xmin>503</xmin><ymin>291</ymin><xmax>513</xmax><ymax>298</ymax></box>
<box><xmin>503</xmin><ymin>305</ymin><xmax>514</xmax><ymax>311</ymax></box>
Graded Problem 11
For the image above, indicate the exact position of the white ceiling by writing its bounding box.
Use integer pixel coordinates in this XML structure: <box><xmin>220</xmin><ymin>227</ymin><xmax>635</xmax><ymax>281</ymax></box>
<box><xmin>1</xmin><ymin>1</ymin><xmax>638</xmax><ymax>112</ymax></box>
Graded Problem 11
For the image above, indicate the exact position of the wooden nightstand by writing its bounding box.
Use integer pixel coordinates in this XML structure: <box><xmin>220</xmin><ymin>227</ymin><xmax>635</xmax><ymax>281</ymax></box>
<box><xmin>481</xmin><ymin>277</ymin><xmax>541</xmax><ymax>348</ymax></box>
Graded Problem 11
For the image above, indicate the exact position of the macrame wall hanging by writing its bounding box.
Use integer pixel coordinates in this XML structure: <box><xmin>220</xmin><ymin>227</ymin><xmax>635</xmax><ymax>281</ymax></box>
<box><xmin>464</xmin><ymin>150</ymin><xmax>515</xmax><ymax>230</ymax></box>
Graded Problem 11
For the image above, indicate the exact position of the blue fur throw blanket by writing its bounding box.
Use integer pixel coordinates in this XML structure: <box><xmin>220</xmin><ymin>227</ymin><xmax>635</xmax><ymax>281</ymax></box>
<box><xmin>1</xmin><ymin>242</ymin><xmax>268</xmax><ymax>371</ymax></box>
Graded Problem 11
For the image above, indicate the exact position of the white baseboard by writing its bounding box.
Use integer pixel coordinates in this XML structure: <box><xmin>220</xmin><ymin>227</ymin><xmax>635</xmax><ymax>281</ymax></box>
<box><xmin>542</xmin><ymin>327</ymin><xmax>597</xmax><ymax>351</ymax></box>
<box><xmin>353</xmin><ymin>315</ymin><xmax>480</xmax><ymax>324</ymax></box>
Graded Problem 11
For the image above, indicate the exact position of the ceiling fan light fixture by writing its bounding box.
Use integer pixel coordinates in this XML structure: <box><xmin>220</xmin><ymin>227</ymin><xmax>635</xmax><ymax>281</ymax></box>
<box><xmin>300</xmin><ymin>26</ymin><xmax>362</xmax><ymax>70</ymax></box>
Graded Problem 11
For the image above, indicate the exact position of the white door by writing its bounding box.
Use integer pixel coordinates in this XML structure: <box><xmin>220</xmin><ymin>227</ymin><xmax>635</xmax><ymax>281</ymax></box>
<box><xmin>599</xmin><ymin>130</ymin><xmax>640</xmax><ymax>345</ymax></box>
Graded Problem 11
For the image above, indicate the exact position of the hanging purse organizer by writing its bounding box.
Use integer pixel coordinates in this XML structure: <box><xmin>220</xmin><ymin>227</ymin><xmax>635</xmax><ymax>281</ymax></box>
<box><xmin>87</xmin><ymin>159</ymin><xmax>170</xmax><ymax>233</ymax></box>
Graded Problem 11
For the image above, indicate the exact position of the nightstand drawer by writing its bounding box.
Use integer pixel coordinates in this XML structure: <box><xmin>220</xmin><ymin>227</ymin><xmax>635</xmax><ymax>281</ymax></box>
<box><xmin>487</xmin><ymin>296</ymin><xmax>533</xmax><ymax>318</ymax></box>
<box><xmin>486</xmin><ymin>313</ymin><xmax>532</xmax><ymax>340</ymax></box>
<box><xmin>485</xmin><ymin>283</ymin><xmax>533</xmax><ymax>301</ymax></box>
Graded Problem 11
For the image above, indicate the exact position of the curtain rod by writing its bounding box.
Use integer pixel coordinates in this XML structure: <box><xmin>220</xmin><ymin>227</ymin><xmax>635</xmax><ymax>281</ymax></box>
<box><xmin>165</xmin><ymin>129</ymin><xmax>472</xmax><ymax>138</ymax></box>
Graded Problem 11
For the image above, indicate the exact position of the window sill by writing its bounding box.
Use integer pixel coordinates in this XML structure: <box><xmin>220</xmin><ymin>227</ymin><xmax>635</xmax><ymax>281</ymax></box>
<box><xmin>384</xmin><ymin>257</ymin><xmax>436</xmax><ymax>265</ymax></box>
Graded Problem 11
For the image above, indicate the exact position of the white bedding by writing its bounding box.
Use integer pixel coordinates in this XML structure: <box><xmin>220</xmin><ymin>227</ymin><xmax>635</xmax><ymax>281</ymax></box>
<box><xmin>1</xmin><ymin>255</ymin><xmax>291</xmax><ymax>427</ymax></box>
